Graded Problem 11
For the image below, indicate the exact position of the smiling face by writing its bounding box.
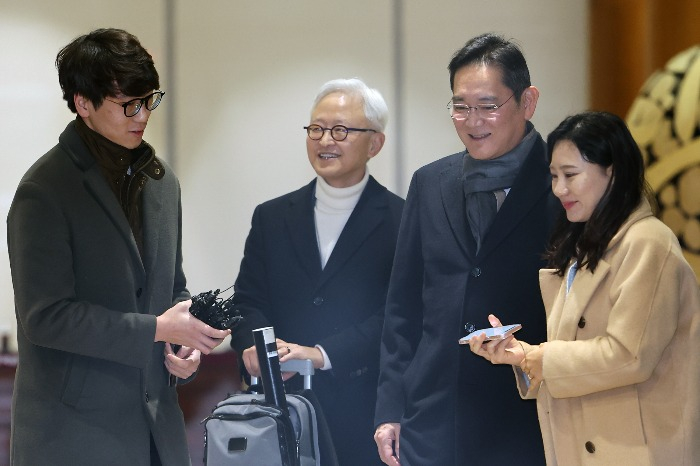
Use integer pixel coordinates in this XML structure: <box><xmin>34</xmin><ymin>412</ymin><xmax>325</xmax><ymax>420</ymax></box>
<box><xmin>550</xmin><ymin>140</ymin><xmax>613</xmax><ymax>223</ymax></box>
<box><xmin>74</xmin><ymin>92</ymin><xmax>153</xmax><ymax>149</ymax></box>
<box><xmin>451</xmin><ymin>64</ymin><xmax>538</xmax><ymax>160</ymax></box>
<box><xmin>306</xmin><ymin>92</ymin><xmax>384</xmax><ymax>188</ymax></box>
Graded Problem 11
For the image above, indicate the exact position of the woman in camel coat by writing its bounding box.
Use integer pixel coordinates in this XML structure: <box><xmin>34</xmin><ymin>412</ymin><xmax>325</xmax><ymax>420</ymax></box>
<box><xmin>470</xmin><ymin>111</ymin><xmax>700</xmax><ymax>465</ymax></box>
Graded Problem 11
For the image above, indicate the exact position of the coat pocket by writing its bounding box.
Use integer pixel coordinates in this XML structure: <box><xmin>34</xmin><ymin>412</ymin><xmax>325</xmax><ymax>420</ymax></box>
<box><xmin>580</xmin><ymin>385</ymin><xmax>650</xmax><ymax>465</ymax></box>
<box><xmin>60</xmin><ymin>354</ymin><xmax>90</xmax><ymax>407</ymax></box>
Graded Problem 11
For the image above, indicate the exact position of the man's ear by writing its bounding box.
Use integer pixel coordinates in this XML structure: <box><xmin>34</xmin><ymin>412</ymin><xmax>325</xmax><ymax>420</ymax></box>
<box><xmin>367</xmin><ymin>132</ymin><xmax>385</xmax><ymax>159</ymax></box>
<box><xmin>521</xmin><ymin>86</ymin><xmax>540</xmax><ymax>121</ymax></box>
<box><xmin>74</xmin><ymin>94</ymin><xmax>90</xmax><ymax>117</ymax></box>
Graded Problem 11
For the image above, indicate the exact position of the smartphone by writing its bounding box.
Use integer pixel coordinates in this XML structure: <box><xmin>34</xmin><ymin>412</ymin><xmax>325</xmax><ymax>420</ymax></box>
<box><xmin>458</xmin><ymin>324</ymin><xmax>522</xmax><ymax>344</ymax></box>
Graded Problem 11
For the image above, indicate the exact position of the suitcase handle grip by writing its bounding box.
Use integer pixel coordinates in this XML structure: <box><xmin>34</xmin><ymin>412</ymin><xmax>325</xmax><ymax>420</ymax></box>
<box><xmin>251</xmin><ymin>359</ymin><xmax>314</xmax><ymax>390</ymax></box>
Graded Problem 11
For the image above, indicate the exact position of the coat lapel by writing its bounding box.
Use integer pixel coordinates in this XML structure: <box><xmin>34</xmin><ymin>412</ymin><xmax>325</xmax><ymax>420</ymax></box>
<box><xmin>440</xmin><ymin>152</ymin><xmax>474</xmax><ymax>258</ymax></box>
<box><xmin>285</xmin><ymin>181</ymin><xmax>323</xmax><ymax>279</ymax></box>
<box><xmin>479</xmin><ymin>138</ymin><xmax>551</xmax><ymax>259</ymax></box>
<box><xmin>541</xmin><ymin>203</ymin><xmax>653</xmax><ymax>341</ymax></box>
<box><xmin>64</xmin><ymin>122</ymin><xmax>145</xmax><ymax>273</ymax></box>
<box><xmin>141</xmin><ymin>178</ymin><xmax>163</xmax><ymax>276</ymax></box>
<box><xmin>544</xmin><ymin>261</ymin><xmax>611</xmax><ymax>341</ymax></box>
<box><xmin>319</xmin><ymin>177</ymin><xmax>386</xmax><ymax>288</ymax></box>
<box><xmin>82</xmin><ymin>162</ymin><xmax>145</xmax><ymax>273</ymax></box>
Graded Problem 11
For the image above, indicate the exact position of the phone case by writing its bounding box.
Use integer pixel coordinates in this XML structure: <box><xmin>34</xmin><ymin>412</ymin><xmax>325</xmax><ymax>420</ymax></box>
<box><xmin>458</xmin><ymin>324</ymin><xmax>522</xmax><ymax>344</ymax></box>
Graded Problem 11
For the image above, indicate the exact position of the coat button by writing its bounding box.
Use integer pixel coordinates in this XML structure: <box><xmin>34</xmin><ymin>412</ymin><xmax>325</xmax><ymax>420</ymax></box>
<box><xmin>145</xmin><ymin>391</ymin><xmax>150</xmax><ymax>403</ymax></box>
<box><xmin>136</xmin><ymin>288</ymin><xmax>143</xmax><ymax>297</ymax></box>
<box><xmin>578</xmin><ymin>316</ymin><xmax>586</xmax><ymax>328</ymax></box>
<box><xmin>313</xmin><ymin>297</ymin><xmax>324</xmax><ymax>306</ymax></box>
<box><xmin>470</xmin><ymin>267</ymin><xmax>482</xmax><ymax>277</ymax></box>
<box><xmin>585</xmin><ymin>441</ymin><xmax>595</xmax><ymax>453</ymax></box>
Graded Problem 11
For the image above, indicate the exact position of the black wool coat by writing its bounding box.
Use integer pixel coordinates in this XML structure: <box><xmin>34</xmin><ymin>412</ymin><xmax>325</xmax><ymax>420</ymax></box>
<box><xmin>230</xmin><ymin>176</ymin><xmax>404</xmax><ymax>465</ymax></box>
<box><xmin>375</xmin><ymin>135</ymin><xmax>560</xmax><ymax>466</ymax></box>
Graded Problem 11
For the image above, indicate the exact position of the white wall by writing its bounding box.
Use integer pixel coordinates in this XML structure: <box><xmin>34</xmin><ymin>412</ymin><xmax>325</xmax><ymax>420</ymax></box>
<box><xmin>0</xmin><ymin>0</ymin><xmax>588</xmax><ymax>349</ymax></box>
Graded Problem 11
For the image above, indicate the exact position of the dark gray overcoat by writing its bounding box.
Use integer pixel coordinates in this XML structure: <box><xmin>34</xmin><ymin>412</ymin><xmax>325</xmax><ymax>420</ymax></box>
<box><xmin>7</xmin><ymin>121</ymin><xmax>191</xmax><ymax>466</ymax></box>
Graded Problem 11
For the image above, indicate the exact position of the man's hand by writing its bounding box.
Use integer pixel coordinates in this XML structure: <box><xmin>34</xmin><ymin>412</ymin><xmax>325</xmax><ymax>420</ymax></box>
<box><xmin>276</xmin><ymin>339</ymin><xmax>323</xmax><ymax>370</ymax></box>
<box><xmin>375</xmin><ymin>422</ymin><xmax>401</xmax><ymax>465</ymax></box>
<box><xmin>242</xmin><ymin>339</ymin><xmax>324</xmax><ymax>382</ymax></box>
<box><xmin>241</xmin><ymin>345</ymin><xmax>261</xmax><ymax>378</ymax></box>
<box><xmin>155</xmin><ymin>300</ymin><xmax>230</xmax><ymax>354</ymax></box>
<box><xmin>164</xmin><ymin>343</ymin><xmax>201</xmax><ymax>379</ymax></box>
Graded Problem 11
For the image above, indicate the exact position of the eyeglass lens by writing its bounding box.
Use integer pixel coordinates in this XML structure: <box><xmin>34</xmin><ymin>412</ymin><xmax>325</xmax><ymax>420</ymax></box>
<box><xmin>306</xmin><ymin>125</ymin><xmax>350</xmax><ymax>141</ymax></box>
<box><xmin>448</xmin><ymin>93</ymin><xmax>513</xmax><ymax>120</ymax></box>
<box><xmin>124</xmin><ymin>92</ymin><xmax>164</xmax><ymax>117</ymax></box>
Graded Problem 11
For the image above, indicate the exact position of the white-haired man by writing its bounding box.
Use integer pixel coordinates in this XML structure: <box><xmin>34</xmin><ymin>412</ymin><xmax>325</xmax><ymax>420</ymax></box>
<box><xmin>230</xmin><ymin>78</ymin><xmax>404</xmax><ymax>465</ymax></box>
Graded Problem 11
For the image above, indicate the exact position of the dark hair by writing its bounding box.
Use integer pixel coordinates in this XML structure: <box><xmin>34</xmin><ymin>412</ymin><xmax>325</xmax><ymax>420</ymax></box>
<box><xmin>448</xmin><ymin>32</ymin><xmax>531</xmax><ymax>104</ymax></box>
<box><xmin>544</xmin><ymin>111</ymin><xmax>651</xmax><ymax>275</ymax></box>
<box><xmin>56</xmin><ymin>28</ymin><xmax>159</xmax><ymax>113</ymax></box>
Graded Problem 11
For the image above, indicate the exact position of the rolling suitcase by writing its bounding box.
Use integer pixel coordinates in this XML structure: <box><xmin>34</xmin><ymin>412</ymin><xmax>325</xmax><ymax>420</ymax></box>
<box><xmin>203</xmin><ymin>359</ymin><xmax>321</xmax><ymax>465</ymax></box>
<box><xmin>203</xmin><ymin>326</ymin><xmax>338</xmax><ymax>466</ymax></box>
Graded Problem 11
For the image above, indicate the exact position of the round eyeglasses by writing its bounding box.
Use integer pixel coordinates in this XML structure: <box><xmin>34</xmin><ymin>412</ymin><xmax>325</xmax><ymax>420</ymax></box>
<box><xmin>105</xmin><ymin>91</ymin><xmax>165</xmax><ymax>117</ymax></box>
<box><xmin>447</xmin><ymin>93</ymin><xmax>514</xmax><ymax>120</ymax></box>
<box><xmin>304</xmin><ymin>124</ymin><xmax>377</xmax><ymax>142</ymax></box>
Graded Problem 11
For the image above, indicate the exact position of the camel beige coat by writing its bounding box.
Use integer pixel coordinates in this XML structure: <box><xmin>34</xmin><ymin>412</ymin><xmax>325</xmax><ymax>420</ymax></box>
<box><xmin>518</xmin><ymin>200</ymin><xmax>700</xmax><ymax>465</ymax></box>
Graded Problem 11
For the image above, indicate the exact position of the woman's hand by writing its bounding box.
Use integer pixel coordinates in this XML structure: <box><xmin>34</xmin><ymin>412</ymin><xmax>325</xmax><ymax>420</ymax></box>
<box><xmin>468</xmin><ymin>314</ymin><xmax>526</xmax><ymax>366</ymax></box>
<box><xmin>521</xmin><ymin>343</ymin><xmax>546</xmax><ymax>384</ymax></box>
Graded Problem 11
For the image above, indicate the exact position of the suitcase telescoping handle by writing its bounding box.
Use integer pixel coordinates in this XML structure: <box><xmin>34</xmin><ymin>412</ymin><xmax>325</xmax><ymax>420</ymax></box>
<box><xmin>250</xmin><ymin>358</ymin><xmax>315</xmax><ymax>390</ymax></box>
<box><xmin>252</xmin><ymin>327</ymin><xmax>288</xmax><ymax>413</ymax></box>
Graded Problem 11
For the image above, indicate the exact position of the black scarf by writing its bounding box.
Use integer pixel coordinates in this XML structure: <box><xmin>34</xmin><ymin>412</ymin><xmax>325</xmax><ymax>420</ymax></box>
<box><xmin>74</xmin><ymin>117</ymin><xmax>164</xmax><ymax>257</ymax></box>
<box><xmin>462</xmin><ymin>122</ymin><xmax>539</xmax><ymax>252</ymax></box>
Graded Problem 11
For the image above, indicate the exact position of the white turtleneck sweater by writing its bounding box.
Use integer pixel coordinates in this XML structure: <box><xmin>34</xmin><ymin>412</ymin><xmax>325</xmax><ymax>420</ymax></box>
<box><xmin>314</xmin><ymin>170</ymin><xmax>369</xmax><ymax>269</ymax></box>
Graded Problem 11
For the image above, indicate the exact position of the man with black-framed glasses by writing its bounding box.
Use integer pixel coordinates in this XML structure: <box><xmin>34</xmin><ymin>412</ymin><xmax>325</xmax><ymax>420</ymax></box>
<box><xmin>7</xmin><ymin>28</ymin><xmax>230</xmax><ymax>466</ymax></box>
<box><xmin>374</xmin><ymin>33</ymin><xmax>561</xmax><ymax>465</ymax></box>
<box><xmin>230</xmin><ymin>78</ymin><xmax>404</xmax><ymax>465</ymax></box>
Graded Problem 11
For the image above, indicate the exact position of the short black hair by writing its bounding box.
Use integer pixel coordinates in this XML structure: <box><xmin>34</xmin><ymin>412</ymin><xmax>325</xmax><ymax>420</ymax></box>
<box><xmin>448</xmin><ymin>32</ymin><xmax>531</xmax><ymax>103</ymax></box>
<box><xmin>56</xmin><ymin>28</ymin><xmax>160</xmax><ymax>113</ymax></box>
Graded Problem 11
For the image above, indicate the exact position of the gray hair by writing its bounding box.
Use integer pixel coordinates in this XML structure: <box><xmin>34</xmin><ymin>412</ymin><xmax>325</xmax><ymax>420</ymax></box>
<box><xmin>311</xmin><ymin>78</ymin><xmax>388</xmax><ymax>132</ymax></box>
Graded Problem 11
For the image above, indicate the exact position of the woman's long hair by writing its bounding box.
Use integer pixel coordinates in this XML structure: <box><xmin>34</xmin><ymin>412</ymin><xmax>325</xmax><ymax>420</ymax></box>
<box><xmin>544</xmin><ymin>111</ymin><xmax>650</xmax><ymax>275</ymax></box>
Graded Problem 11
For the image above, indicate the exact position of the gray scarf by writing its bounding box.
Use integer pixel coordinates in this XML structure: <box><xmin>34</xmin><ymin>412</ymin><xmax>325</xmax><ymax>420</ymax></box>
<box><xmin>463</xmin><ymin>122</ymin><xmax>539</xmax><ymax>252</ymax></box>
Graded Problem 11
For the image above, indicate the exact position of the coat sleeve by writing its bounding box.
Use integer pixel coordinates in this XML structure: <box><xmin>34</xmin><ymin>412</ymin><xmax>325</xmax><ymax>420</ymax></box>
<box><xmin>543</xmin><ymin>222</ymin><xmax>687</xmax><ymax>398</ymax></box>
<box><xmin>375</xmin><ymin>173</ymin><xmax>425</xmax><ymax>425</ymax></box>
<box><xmin>229</xmin><ymin>204</ymin><xmax>273</xmax><ymax>355</ymax></box>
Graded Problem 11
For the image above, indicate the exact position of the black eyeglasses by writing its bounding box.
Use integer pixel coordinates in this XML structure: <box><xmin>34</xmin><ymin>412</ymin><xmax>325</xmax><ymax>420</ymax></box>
<box><xmin>105</xmin><ymin>91</ymin><xmax>165</xmax><ymax>117</ymax></box>
<box><xmin>304</xmin><ymin>124</ymin><xmax>377</xmax><ymax>142</ymax></box>
<box><xmin>447</xmin><ymin>93</ymin><xmax>514</xmax><ymax>120</ymax></box>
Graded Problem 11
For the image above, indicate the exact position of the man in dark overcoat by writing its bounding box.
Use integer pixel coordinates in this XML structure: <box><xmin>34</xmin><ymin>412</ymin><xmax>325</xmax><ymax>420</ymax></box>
<box><xmin>230</xmin><ymin>78</ymin><xmax>404</xmax><ymax>466</ymax></box>
<box><xmin>374</xmin><ymin>33</ymin><xmax>561</xmax><ymax>466</ymax></box>
<box><xmin>7</xmin><ymin>28</ymin><xmax>229</xmax><ymax>466</ymax></box>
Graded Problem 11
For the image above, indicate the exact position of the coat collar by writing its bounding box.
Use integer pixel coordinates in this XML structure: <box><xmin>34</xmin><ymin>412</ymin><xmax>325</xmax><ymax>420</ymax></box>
<box><xmin>539</xmin><ymin>200</ymin><xmax>655</xmax><ymax>340</ymax></box>
<box><xmin>440</xmin><ymin>153</ymin><xmax>473</xmax><ymax>256</ymax></box>
<box><xmin>440</xmin><ymin>135</ymin><xmax>551</xmax><ymax>259</ymax></box>
<box><xmin>606</xmin><ymin>199</ymin><xmax>654</xmax><ymax>251</ymax></box>
<box><xmin>284</xmin><ymin>176</ymin><xmax>389</xmax><ymax>289</ymax></box>
<box><xmin>59</xmin><ymin>121</ymin><xmax>151</xmax><ymax>273</ymax></box>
